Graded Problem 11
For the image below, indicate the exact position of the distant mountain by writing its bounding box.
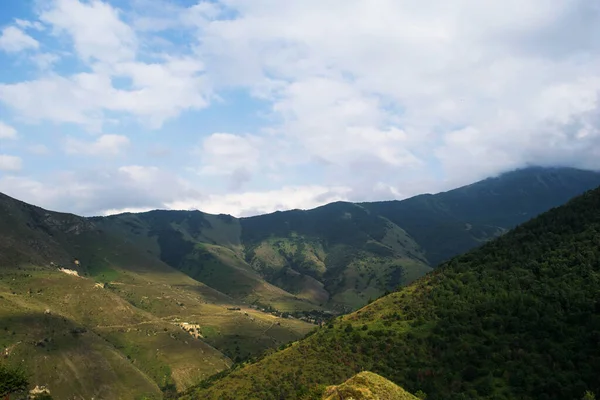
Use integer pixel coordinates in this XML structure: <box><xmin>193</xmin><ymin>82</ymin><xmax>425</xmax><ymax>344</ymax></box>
<box><xmin>93</xmin><ymin>209</ymin><xmax>314</xmax><ymax>312</ymax></box>
<box><xmin>93</xmin><ymin>167</ymin><xmax>600</xmax><ymax>312</ymax></box>
<box><xmin>364</xmin><ymin>166</ymin><xmax>600</xmax><ymax>266</ymax></box>
<box><xmin>185</xmin><ymin>179</ymin><xmax>600</xmax><ymax>400</ymax></box>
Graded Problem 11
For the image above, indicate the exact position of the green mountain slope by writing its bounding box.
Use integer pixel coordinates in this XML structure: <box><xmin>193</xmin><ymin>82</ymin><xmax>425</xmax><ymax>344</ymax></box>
<box><xmin>364</xmin><ymin>166</ymin><xmax>600</xmax><ymax>266</ymax></box>
<box><xmin>241</xmin><ymin>202</ymin><xmax>431</xmax><ymax>310</ymax></box>
<box><xmin>96</xmin><ymin>167</ymin><xmax>600</xmax><ymax>312</ymax></box>
<box><xmin>0</xmin><ymin>194</ymin><xmax>315</xmax><ymax>399</ymax></box>
<box><xmin>186</xmin><ymin>185</ymin><xmax>600</xmax><ymax>400</ymax></box>
<box><xmin>94</xmin><ymin>210</ymin><xmax>319</xmax><ymax>311</ymax></box>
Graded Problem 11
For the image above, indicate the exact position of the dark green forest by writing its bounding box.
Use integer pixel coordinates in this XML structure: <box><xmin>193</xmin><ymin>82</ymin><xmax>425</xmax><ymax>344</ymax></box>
<box><xmin>185</xmin><ymin>185</ymin><xmax>600</xmax><ymax>400</ymax></box>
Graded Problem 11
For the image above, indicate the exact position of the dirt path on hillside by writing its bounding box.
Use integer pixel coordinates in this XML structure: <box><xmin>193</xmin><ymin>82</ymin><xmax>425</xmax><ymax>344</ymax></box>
<box><xmin>94</xmin><ymin>321</ymin><xmax>158</xmax><ymax>329</ymax></box>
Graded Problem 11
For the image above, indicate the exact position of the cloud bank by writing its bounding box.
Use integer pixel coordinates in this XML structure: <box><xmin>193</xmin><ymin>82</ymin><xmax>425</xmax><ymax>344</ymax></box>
<box><xmin>0</xmin><ymin>0</ymin><xmax>598</xmax><ymax>216</ymax></box>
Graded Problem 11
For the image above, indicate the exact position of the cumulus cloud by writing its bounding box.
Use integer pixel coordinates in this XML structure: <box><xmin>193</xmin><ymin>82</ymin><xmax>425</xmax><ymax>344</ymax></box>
<box><xmin>0</xmin><ymin>155</ymin><xmax>22</xmax><ymax>171</ymax></box>
<box><xmin>64</xmin><ymin>134</ymin><xmax>130</xmax><ymax>156</ymax></box>
<box><xmin>1</xmin><ymin>0</ymin><xmax>600</xmax><ymax>216</ymax></box>
<box><xmin>0</xmin><ymin>26</ymin><xmax>39</xmax><ymax>53</ymax></box>
<box><xmin>191</xmin><ymin>0</ymin><xmax>600</xmax><ymax>190</ymax></box>
<box><xmin>0</xmin><ymin>59</ymin><xmax>208</xmax><ymax>129</ymax></box>
<box><xmin>0</xmin><ymin>122</ymin><xmax>17</xmax><ymax>140</ymax></box>
<box><xmin>39</xmin><ymin>0</ymin><xmax>136</xmax><ymax>64</ymax></box>
<box><xmin>0</xmin><ymin>0</ymin><xmax>210</xmax><ymax>130</ymax></box>
<box><xmin>195</xmin><ymin>133</ymin><xmax>263</xmax><ymax>189</ymax></box>
<box><xmin>0</xmin><ymin>165</ymin><xmax>202</xmax><ymax>216</ymax></box>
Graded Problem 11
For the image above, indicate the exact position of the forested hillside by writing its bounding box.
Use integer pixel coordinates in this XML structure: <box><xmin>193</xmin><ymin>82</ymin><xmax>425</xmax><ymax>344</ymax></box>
<box><xmin>364</xmin><ymin>166</ymin><xmax>600</xmax><ymax>265</ymax></box>
<box><xmin>186</xmin><ymin>185</ymin><xmax>600</xmax><ymax>400</ymax></box>
<box><xmin>103</xmin><ymin>167</ymin><xmax>600</xmax><ymax>311</ymax></box>
<box><xmin>2</xmin><ymin>166</ymin><xmax>599</xmax><ymax>398</ymax></box>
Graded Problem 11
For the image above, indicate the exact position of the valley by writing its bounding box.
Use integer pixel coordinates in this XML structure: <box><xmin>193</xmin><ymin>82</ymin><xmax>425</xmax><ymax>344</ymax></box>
<box><xmin>1</xmin><ymin>166</ymin><xmax>600</xmax><ymax>399</ymax></box>
<box><xmin>186</xmin><ymin>176</ymin><xmax>600</xmax><ymax>400</ymax></box>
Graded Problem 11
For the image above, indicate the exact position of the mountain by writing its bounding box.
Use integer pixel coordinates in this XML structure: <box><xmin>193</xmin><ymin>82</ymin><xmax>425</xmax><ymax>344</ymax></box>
<box><xmin>106</xmin><ymin>167</ymin><xmax>600</xmax><ymax>311</ymax></box>
<box><xmin>2</xmin><ymin>166</ymin><xmax>599</xmax><ymax>398</ymax></box>
<box><xmin>239</xmin><ymin>201</ymin><xmax>431</xmax><ymax>311</ymax></box>
<box><xmin>363</xmin><ymin>166</ymin><xmax>600</xmax><ymax>266</ymax></box>
<box><xmin>185</xmin><ymin>184</ymin><xmax>600</xmax><ymax>400</ymax></box>
<box><xmin>0</xmin><ymin>193</ymin><xmax>314</xmax><ymax>399</ymax></box>
<box><xmin>92</xmin><ymin>210</ymin><xmax>316</xmax><ymax>312</ymax></box>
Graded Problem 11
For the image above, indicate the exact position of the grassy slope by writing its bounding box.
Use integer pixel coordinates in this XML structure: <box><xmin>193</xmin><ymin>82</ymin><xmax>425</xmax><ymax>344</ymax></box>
<box><xmin>187</xmin><ymin>186</ymin><xmax>600</xmax><ymax>400</ymax></box>
<box><xmin>96</xmin><ymin>211</ymin><xmax>317</xmax><ymax>311</ymax></box>
<box><xmin>0</xmin><ymin>195</ymin><xmax>315</xmax><ymax>399</ymax></box>
<box><xmin>322</xmin><ymin>372</ymin><xmax>418</xmax><ymax>400</ymax></box>
<box><xmin>241</xmin><ymin>203</ymin><xmax>431</xmax><ymax>311</ymax></box>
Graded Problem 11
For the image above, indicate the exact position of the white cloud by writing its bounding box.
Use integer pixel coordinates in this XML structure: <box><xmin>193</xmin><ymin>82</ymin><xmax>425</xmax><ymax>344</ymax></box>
<box><xmin>1</xmin><ymin>0</ymin><xmax>600</xmax><ymax>216</ymax></box>
<box><xmin>0</xmin><ymin>74</ymin><xmax>108</xmax><ymax>128</ymax></box>
<box><xmin>167</xmin><ymin>185</ymin><xmax>352</xmax><ymax>217</ymax></box>
<box><xmin>0</xmin><ymin>26</ymin><xmax>39</xmax><ymax>53</ymax></box>
<box><xmin>0</xmin><ymin>122</ymin><xmax>17</xmax><ymax>140</ymax></box>
<box><xmin>31</xmin><ymin>52</ymin><xmax>60</xmax><ymax>69</ymax></box>
<box><xmin>0</xmin><ymin>165</ymin><xmax>202</xmax><ymax>215</ymax></box>
<box><xmin>64</xmin><ymin>134</ymin><xmax>130</xmax><ymax>156</ymax></box>
<box><xmin>197</xmin><ymin>133</ymin><xmax>261</xmax><ymax>183</ymax></box>
<box><xmin>0</xmin><ymin>155</ymin><xmax>22</xmax><ymax>171</ymax></box>
<box><xmin>14</xmin><ymin>19</ymin><xmax>44</xmax><ymax>31</ymax></box>
<box><xmin>40</xmin><ymin>0</ymin><xmax>136</xmax><ymax>64</ymax></box>
<box><xmin>0</xmin><ymin>59</ymin><xmax>208</xmax><ymax>129</ymax></box>
<box><xmin>176</xmin><ymin>0</ymin><xmax>600</xmax><ymax>195</ymax></box>
<box><xmin>0</xmin><ymin>0</ymin><xmax>210</xmax><ymax>129</ymax></box>
<box><xmin>0</xmin><ymin>162</ymin><xmax>351</xmax><ymax>217</ymax></box>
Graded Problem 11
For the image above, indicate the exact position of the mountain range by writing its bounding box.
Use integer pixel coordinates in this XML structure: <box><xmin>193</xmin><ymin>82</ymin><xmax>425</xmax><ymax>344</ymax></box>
<box><xmin>98</xmin><ymin>166</ymin><xmax>600</xmax><ymax>311</ymax></box>
<box><xmin>1</xmin><ymin>166</ymin><xmax>599</xmax><ymax>399</ymax></box>
<box><xmin>186</xmin><ymin>170</ymin><xmax>600</xmax><ymax>400</ymax></box>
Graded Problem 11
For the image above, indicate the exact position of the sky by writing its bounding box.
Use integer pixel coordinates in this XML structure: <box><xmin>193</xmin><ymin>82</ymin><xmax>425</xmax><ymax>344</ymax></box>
<box><xmin>0</xmin><ymin>0</ymin><xmax>599</xmax><ymax>217</ymax></box>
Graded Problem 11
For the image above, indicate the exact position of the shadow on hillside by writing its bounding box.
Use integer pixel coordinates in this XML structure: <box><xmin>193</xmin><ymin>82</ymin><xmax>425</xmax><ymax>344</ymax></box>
<box><xmin>0</xmin><ymin>311</ymin><xmax>95</xmax><ymax>355</ymax></box>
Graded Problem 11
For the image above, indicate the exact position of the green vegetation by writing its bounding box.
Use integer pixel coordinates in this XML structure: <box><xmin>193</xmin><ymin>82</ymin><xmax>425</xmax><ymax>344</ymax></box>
<box><xmin>186</xmin><ymin>185</ymin><xmax>600</xmax><ymax>400</ymax></box>
<box><xmin>91</xmin><ymin>167</ymin><xmax>600</xmax><ymax>312</ymax></box>
<box><xmin>364</xmin><ymin>166</ymin><xmax>600</xmax><ymax>266</ymax></box>
<box><xmin>0</xmin><ymin>363</ymin><xmax>28</xmax><ymax>399</ymax></box>
<box><xmin>0</xmin><ymin>194</ymin><xmax>315</xmax><ymax>399</ymax></box>
<box><xmin>241</xmin><ymin>203</ymin><xmax>431</xmax><ymax>310</ymax></box>
<box><xmin>96</xmin><ymin>210</ymin><xmax>317</xmax><ymax>311</ymax></box>
<box><xmin>2</xmin><ymin>167</ymin><xmax>600</xmax><ymax>399</ymax></box>
<box><xmin>322</xmin><ymin>371</ymin><xmax>418</xmax><ymax>400</ymax></box>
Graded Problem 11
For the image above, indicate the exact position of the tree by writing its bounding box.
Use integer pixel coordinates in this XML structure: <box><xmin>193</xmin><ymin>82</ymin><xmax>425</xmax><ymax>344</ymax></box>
<box><xmin>32</xmin><ymin>394</ymin><xmax>54</xmax><ymax>400</ymax></box>
<box><xmin>582</xmin><ymin>391</ymin><xmax>596</xmax><ymax>400</ymax></box>
<box><xmin>0</xmin><ymin>364</ymin><xmax>28</xmax><ymax>400</ymax></box>
<box><xmin>415</xmin><ymin>390</ymin><xmax>428</xmax><ymax>399</ymax></box>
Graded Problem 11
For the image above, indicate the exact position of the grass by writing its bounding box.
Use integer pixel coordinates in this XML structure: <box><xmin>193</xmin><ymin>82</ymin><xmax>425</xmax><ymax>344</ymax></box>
<box><xmin>0</xmin><ymin>263</ymin><xmax>315</xmax><ymax>398</ymax></box>
<box><xmin>187</xmin><ymin>185</ymin><xmax>600</xmax><ymax>400</ymax></box>
<box><xmin>0</xmin><ymin>290</ymin><xmax>161</xmax><ymax>399</ymax></box>
<box><xmin>322</xmin><ymin>371</ymin><xmax>418</xmax><ymax>400</ymax></box>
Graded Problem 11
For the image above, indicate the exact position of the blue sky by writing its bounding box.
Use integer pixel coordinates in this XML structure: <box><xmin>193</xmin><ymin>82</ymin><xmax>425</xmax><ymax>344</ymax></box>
<box><xmin>0</xmin><ymin>0</ymin><xmax>599</xmax><ymax>216</ymax></box>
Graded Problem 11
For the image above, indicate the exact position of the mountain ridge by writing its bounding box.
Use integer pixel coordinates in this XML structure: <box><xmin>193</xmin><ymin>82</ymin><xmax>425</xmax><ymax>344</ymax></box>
<box><xmin>104</xmin><ymin>166</ymin><xmax>600</xmax><ymax>310</ymax></box>
<box><xmin>2</xmin><ymin>166</ymin><xmax>600</xmax><ymax>398</ymax></box>
<box><xmin>185</xmin><ymin>181</ymin><xmax>600</xmax><ymax>400</ymax></box>
<box><xmin>3</xmin><ymin>166</ymin><xmax>600</xmax><ymax>312</ymax></box>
